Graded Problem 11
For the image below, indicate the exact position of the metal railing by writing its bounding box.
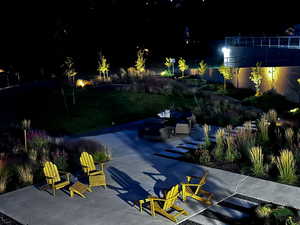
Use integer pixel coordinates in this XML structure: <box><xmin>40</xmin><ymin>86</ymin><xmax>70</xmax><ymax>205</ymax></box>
<box><xmin>225</xmin><ymin>36</ymin><xmax>300</xmax><ymax>49</ymax></box>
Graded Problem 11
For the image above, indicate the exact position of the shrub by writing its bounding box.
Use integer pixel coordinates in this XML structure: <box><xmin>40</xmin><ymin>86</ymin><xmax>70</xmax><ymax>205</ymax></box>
<box><xmin>198</xmin><ymin>149</ymin><xmax>211</xmax><ymax>165</ymax></box>
<box><xmin>17</xmin><ymin>164</ymin><xmax>33</xmax><ymax>184</ymax></box>
<box><xmin>271</xmin><ymin>207</ymin><xmax>295</xmax><ymax>224</ymax></box>
<box><xmin>224</xmin><ymin>136</ymin><xmax>239</xmax><ymax>162</ymax></box>
<box><xmin>275</xmin><ymin>149</ymin><xmax>297</xmax><ymax>184</ymax></box>
<box><xmin>92</xmin><ymin>145</ymin><xmax>112</xmax><ymax>163</ymax></box>
<box><xmin>255</xmin><ymin>205</ymin><xmax>273</xmax><ymax>218</ymax></box>
<box><xmin>52</xmin><ymin>150</ymin><xmax>69</xmax><ymax>171</ymax></box>
<box><xmin>214</xmin><ymin>128</ymin><xmax>225</xmax><ymax>161</ymax></box>
<box><xmin>27</xmin><ymin>130</ymin><xmax>49</xmax><ymax>149</ymax></box>
<box><xmin>249</xmin><ymin>146</ymin><xmax>267</xmax><ymax>177</ymax></box>
<box><xmin>28</xmin><ymin>149</ymin><xmax>38</xmax><ymax>162</ymax></box>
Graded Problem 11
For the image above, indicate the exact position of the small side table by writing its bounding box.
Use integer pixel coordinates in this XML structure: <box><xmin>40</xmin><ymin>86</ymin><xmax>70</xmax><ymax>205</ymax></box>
<box><xmin>69</xmin><ymin>181</ymin><xmax>92</xmax><ymax>198</ymax></box>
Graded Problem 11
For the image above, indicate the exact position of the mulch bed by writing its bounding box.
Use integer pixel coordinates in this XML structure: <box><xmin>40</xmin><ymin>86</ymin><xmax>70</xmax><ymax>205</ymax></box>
<box><xmin>0</xmin><ymin>212</ymin><xmax>23</xmax><ymax>225</ymax></box>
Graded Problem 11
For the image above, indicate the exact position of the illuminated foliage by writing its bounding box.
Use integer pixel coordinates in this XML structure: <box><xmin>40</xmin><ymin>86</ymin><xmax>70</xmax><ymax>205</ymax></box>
<box><xmin>218</xmin><ymin>64</ymin><xmax>233</xmax><ymax>90</ymax></box>
<box><xmin>97</xmin><ymin>55</ymin><xmax>110</xmax><ymax>80</ymax></box>
<box><xmin>250</xmin><ymin>62</ymin><xmax>263</xmax><ymax>96</ymax></box>
<box><xmin>64</xmin><ymin>57</ymin><xmax>77</xmax><ymax>78</ymax></box>
<box><xmin>135</xmin><ymin>49</ymin><xmax>146</xmax><ymax>75</ymax></box>
<box><xmin>198</xmin><ymin>60</ymin><xmax>207</xmax><ymax>76</ymax></box>
<box><xmin>178</xmin><ymin>57</ymin><xmax>189</xmax><ymax>77</ymax></box>
<box><xmin>165</xmin><ymin>57</ymin><xmax>172</xmax><ymax>70</ymax></box>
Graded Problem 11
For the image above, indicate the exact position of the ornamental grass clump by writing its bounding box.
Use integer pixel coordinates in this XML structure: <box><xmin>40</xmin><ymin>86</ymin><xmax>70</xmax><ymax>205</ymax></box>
<box><xmin>258</xmin><ymin>117</ymin><xmax>270</xmax><ymax>143</ymax></box>
<box><xmin>214</xmin><ymin>128</ymin><xmax>225</xmax><ymax>161</ymax></box>
<box><xmin>285</xmin><ymin>128</ymin><xmax>294</xmax><ymax>149</ymax></box>
<box><xmin>17</xmin><ymin>164</ymin><xmax>33</xmax><ymax>184</ymax></box>
<box><xmin>236</xmin><ymin>127</ymin><xmax>256</xmax><ymax>159</ymax></box>
<box><xmin>266</xmin><ymin>109</ymin><xmax>278</xmax><ymax>124</ymax></box>
<box><xmin>0</xmin><ymin>169</ymin><xmax>8</xmax><ymax>193</ymax></box>
<box><xmin>225</xmin><ymin>136</ymin><xmax>239</xmax><ymax>162</ymax></box>
<box><xmin>203</xmin><ymin>124</ymin><xmax>211</xmax><ymax>149</ymax></box>
<box><xmin>249</xmin><ymin>146</ymin><xmax>267</xmax><ymax>177</ymax></box>
<box><xmin>275</xmin><ymin>149</ymin><xmax>297</xmax><ymax>184</ymax></box>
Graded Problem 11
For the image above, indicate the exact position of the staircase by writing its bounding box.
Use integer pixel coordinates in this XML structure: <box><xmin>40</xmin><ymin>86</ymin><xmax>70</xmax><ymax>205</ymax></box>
<box><xmin>179</xmin><ymin>194</ymin><xmax>264</xmax><ymax>225</ymax></box>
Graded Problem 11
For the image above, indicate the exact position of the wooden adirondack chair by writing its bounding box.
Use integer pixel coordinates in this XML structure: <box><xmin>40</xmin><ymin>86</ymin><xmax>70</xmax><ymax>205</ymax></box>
<box><xmin>43</xmin><ymin>161</ymin><xmax>70</xmax><ymax>196</ymax></box>
<box><xmin>139</xmin><ymin>184</ymin><xmax>189</xmax><ymax>222</ymax></box>
<box><xmin>181</xmin><ymin>171</ymin><xmax>213</xmax><ymax>205</ymax></box>
<box><xmin>80</xmin><ymin>152</ymin><xmax>106</xmax><ymax>188</ymax></box>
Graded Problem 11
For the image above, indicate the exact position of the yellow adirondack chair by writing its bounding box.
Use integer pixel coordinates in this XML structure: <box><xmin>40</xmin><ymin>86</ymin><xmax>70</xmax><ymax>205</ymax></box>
<box><xmin>139</xmin><ymin>184</ymin><xmax>189</xmax><ymax>222</ymax></box>
<box><xmin>80</xmin><ymin>152</ymin><xmax>106</xmax><ymax>188</ymax></box>
<box><xmin>43</xmin><ymin>161</ymin><xmax>70</xmax><ymax>196</ymax></box>
<box><xmin>181</xmin><ymin>171</ymin><xmax>213</xmax><ymax>205</ymax></box>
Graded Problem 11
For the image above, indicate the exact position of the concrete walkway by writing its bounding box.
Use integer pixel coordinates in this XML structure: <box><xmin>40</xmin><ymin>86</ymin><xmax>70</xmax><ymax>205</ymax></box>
<box><xmin>1</xmin><ymin>130</ymin><xmax>300</xmax><ymax>225</ymax></box>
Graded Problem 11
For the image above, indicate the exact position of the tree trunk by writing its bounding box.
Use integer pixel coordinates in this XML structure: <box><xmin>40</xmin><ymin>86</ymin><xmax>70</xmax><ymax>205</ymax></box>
<box><xmin>61</xmin><ymin>88</ymin><xmax>69</xmax><ymax>113</ymax></box>
<box><xmin>24</xmin><ymin>130</ymin><xmax>27</xmax><ymax>152</ymax></box>
<box><xmin>72</xmin><ymin>76</ymin><xmax>76</xmax><ymax>105</ymax></box>
<box><xmin>224</xmin><ymin>80</ymin><xmax>226</xmax><ymax>91</ymax></box>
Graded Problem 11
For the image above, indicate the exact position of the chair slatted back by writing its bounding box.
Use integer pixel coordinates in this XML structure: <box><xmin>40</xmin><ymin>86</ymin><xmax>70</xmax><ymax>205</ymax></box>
<box><xmin>163</xmin><ymin>184</ymin><xmax>179</xmax><ymax>210</ymax></box>
<box><xmin>195</xmin><ymin>172</ymin><xmax>208</xmax><ymax>194</ymax></box>
<box><xmin>43</xmin><ymin>161</ymin><xmax>60</xmax><ymax>184</ymax></box>
<box><xmin>80</xmin><ymin>152</ymin><xmax>96</xmax><ymax>174</ymax></box>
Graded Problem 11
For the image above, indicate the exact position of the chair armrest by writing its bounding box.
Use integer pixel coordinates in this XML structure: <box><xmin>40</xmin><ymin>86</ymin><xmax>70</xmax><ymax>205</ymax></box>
<box><xmin>59</xmin><ymin>171</ymin><xmax>71</xmax><ymax>181</ymax></box>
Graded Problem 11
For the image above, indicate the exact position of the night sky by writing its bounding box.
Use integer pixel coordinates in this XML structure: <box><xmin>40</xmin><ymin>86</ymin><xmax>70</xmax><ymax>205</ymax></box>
<box><xmin>0</xmin><ymin>0</ymin><xmax>296</xmax><ymax>77</ymax></box>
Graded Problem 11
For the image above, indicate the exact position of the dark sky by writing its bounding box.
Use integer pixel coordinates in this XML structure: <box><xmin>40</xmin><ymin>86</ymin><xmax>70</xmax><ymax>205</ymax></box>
<box><xmin>0</xmin><ymin>0</ymin><xmax>297</xmax><ymax>75</ymax></box>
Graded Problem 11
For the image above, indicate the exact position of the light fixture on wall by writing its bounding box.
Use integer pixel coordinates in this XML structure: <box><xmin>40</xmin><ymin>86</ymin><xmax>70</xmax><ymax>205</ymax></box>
<box><xmin>267</xmin><ymin>67</ymin><xmax>276</xmax><ymax>90</ymax></box>
<box><xmin>222</xmin><ymin>47</ymin><xmax>231</xmax><ymax>66</ymax></box>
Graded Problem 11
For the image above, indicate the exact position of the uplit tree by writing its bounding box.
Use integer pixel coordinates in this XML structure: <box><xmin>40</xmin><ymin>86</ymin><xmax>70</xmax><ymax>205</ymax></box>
<box><xmin>218</xmin><ymin>64</ymin><xmax>233</xmax><ymax>91</ymax></box>
<box><xmin>64</xmin><ymin>57</ymin><xmax>77</xmax><ymax>104</ymax></box>
<box><xmin>250</xmin><ymin>62</ymin><xmax>263</xmax><ymax>96</ymax></box>
<box><xmin>135</xmin><ymin>49</ymin><xmax>146</xmax><ymax>76</ymax></box>
<box><xmin>178</xmin><ymin>57</ymin><xmax>189</xmax><ymax>77</ymax></box>
<box><xmin>165</xmin><ymin>58</ymin><xmax>172</xmax><ymax>73</ymax></box>
<box><xmin>97</xmin><ymin>55</ymin><xmax>110</xmax><ymax>81</ymax></box>
<box><xmin>198</xmin><ymin>60</ymin><xmax>207</xmax><ymax>76</ymax></box>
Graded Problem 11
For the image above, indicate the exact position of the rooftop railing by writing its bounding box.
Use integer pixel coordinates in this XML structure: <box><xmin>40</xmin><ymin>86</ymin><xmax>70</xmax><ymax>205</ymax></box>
<box><xmin>225</xmin><ymin>36</ymin><xmax>300</xmax><ymax>49</ymax></box>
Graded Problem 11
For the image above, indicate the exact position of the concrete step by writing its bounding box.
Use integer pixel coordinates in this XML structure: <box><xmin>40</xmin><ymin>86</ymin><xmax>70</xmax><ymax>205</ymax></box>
<box><xmin>188</xmin><ymin>214</ymin><xmax>229</xmax><ymax>225</ymax></box>
<box><xmin>184</xmin><ymin>140</ymin><xmax>205</xmax><ymax>145</ymax></box>
<box><xmin>224</xmin><ymin>196</ymin><xmax>258</xmax><ymax>209</ymax></box>
<box><xmin>166</xmin><ymin>147</ymin><xmax>190</xmax><ymax>154</ymax></box>
<box><xmin>178</xmin><ymin>143</ymin><xmax>199</xmax><ymax>150</ymax></box>
<box><xmin>208</xmin><ymin>205</ymin><xmax>249</xmax><ymax>220</ymax></box>
<box><xmin>155</xmin><ymin>151</ymin><xmax>183</xmax><ymax>159</ymax></box>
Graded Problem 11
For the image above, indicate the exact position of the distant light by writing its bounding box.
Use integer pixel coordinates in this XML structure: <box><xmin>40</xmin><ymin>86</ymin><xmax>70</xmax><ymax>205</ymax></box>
<box><xmin>289</xmin><ymin>108</ymin><xmax>300</xmax><ymax>113</ymax></box>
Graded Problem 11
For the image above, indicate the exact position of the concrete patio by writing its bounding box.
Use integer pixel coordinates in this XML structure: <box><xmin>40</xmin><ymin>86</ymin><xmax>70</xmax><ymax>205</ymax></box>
<box><xmin>1</xmin><ymin>129</ymin><xmax>300</xmax><ymax>225</ymax></box>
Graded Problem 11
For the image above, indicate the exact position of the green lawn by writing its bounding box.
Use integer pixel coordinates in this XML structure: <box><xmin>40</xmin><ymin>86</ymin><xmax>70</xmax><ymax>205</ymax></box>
<box><xmin>12</xmin><ymin>87</ymin><xmax>194</xmax><ymax>135</ymax></box>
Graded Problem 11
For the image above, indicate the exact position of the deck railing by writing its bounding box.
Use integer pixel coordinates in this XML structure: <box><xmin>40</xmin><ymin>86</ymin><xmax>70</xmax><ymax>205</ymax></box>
<box><xmin>225</xmin><ymin>36</ymin><xmax>300</xmax><ymax>49</ymax></box>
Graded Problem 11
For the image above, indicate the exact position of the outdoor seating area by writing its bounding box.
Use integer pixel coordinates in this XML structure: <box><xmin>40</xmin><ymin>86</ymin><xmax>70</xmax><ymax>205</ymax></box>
<box><xmin>139</xmin><ymin>110</ymin><xmax>195</xmax><ymax>141</ymax></box>
<box><xmin>2</xmin><ymin>129</ymin><xmax>300</xmax><ymax>225</ymax></box>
